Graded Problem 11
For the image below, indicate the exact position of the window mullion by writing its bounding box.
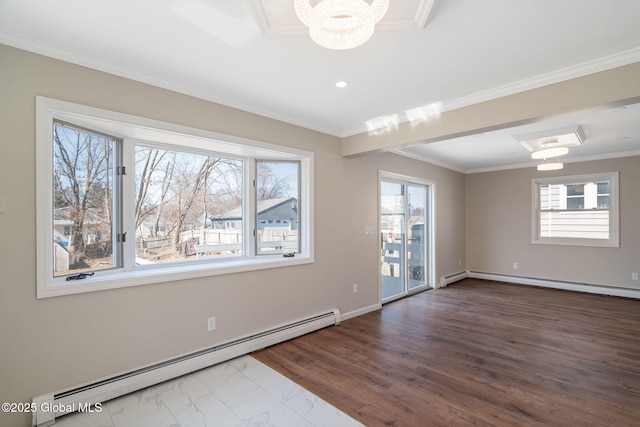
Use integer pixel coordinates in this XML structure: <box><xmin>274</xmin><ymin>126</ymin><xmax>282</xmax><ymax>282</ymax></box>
<box><xmin>120</xmin><ymin>139</ymin><xmax>136</xmax><ymax>269</ymax></box>
<box><xmin>246</xmin><ymin>159</ymin><xmax>256</xmax><ymax>258</ymax></box>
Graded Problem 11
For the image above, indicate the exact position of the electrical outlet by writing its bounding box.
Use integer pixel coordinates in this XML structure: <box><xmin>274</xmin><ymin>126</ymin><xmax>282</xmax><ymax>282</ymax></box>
<box><xmin>207</xmin><ymin>317</ymin><xmax>216</xmax><ymax>331</ymax></box>
<box><xmin>353</xmin><ymin>283</ymin><xmax>358</xmax><ymax>294</ymax></box>
<box><xmin>632</xmin><ymin>272</ymin><xmax>639</xmax><ymax>281</ymax></box>
<box><xmin>512</xmin><ymin>262</ymin><xmax>518</xmax><ymax>270</ymax></box>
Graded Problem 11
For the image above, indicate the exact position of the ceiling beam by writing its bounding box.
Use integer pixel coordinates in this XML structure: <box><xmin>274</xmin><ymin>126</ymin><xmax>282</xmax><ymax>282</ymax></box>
<box><xmin>341</xmin><ymin>61</ymin><xmax>640</xmax><ymax>157</ymax></box>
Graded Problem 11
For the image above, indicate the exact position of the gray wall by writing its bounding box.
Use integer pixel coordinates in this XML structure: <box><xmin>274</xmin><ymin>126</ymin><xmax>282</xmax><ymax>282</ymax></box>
<box><xmin>0</xmin><ymin>44</ymin><xmax>466</xmax><ymax>426</ymax></box>
<box><xmin>466</xmin><ymin>156</ymin><xmax>640</xmax><ymax>288</ymax></box>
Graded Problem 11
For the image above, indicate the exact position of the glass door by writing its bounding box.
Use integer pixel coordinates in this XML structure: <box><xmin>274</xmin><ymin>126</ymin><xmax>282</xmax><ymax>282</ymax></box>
<box><xmin>407</xmin><ymin>185</ymin><xmax>427</xmax><ymax>291</ymax></box>
<box><xmin>380</xmin><ymin>175</ymin><xmax>431</xmax><ymax>302</ymax></box>
<box><xmin>380</xmin><ymin>181</ymin><xmax>406</xmax><ymax>300</ymax></box>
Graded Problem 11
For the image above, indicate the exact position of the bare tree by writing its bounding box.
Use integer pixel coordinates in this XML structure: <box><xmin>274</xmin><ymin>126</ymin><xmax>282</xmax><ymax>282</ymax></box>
<box><xmin>256</xmin><ymin>162</ymin><xmax>291</xmax><ymax>200</ymax></box>
<box><xmin>53</xmin><ymin>123</ymin><xmax>113</xmax><ymax>268</ymax></box>
<box><xmin>133</xmin><ymin>148</ymin><xmax>243</xmax><ymax>258</ymax></box>
<box><xmin>152</xmin><ymin>155</ymin><xmax>175</xmax><ymax>237</ymax></box>
<box><xmin>134</xmin><ymin>147</ymin><xmax>168</xmax><ymax>231</ymax></box>
<box><xmin>169</xmin><ymin>156</ymin><xmax>220</xmax><ymax>248</ymax></box>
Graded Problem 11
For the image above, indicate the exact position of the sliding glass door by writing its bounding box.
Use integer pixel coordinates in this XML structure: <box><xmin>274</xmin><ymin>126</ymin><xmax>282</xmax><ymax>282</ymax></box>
<box><xmin>380</xmin><ymin>173</ymin><xmax>432</xmax><ymax>302</ymax></box>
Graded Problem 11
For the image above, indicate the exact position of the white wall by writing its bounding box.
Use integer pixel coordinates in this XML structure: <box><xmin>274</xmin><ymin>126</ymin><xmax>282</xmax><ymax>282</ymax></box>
<box><xmin>0</xmin><ymin>44</ymin><xmax>466</xmax><ymax>426</ymax></box>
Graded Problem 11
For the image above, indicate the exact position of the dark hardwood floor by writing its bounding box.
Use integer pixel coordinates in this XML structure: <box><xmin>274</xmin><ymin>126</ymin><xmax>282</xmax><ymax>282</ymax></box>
<box><xmin>253</xmin><ymin>279</ymin><xmax>640</xmax><ymax>426</ymax></box>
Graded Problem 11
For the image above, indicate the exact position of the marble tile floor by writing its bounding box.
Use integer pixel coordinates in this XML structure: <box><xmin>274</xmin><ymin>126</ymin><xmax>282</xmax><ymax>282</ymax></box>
<box><xmin>54</xmin><ymin>355</ymin><xmax>363</xmax><ymax>427</ymax></box>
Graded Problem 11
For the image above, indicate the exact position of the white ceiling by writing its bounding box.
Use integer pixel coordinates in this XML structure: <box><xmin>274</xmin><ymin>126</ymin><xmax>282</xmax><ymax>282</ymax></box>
<box><xmin>2</xmin><ymin>0</ymin><xmax>640</xmax><ymax>172</ymax></box>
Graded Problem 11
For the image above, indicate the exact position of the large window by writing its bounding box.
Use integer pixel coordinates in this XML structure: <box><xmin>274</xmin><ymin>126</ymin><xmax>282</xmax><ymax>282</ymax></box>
<box><xmin>532</xmin><ymin>172</ymin><xmax>619</xmax><ymax>247</ymax></box>
<box><xmin>37</xmin><ymin>97</ymin><xmax>313</xmax><ymax>298</ymax></box>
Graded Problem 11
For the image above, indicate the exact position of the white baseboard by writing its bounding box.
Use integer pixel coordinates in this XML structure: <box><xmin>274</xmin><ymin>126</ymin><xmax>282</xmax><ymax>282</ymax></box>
<box><xmin>32</xmin><ymin>309</ymin><xmax>340</xmax><ymax>426</ymax></box>
<box><xmin>439</xmin><ymin>271</ymin><xmax>468</xmax><ymax>288</ymax></box>
<box><xmin>341</xmin><ymin>303</ymin><xmax>381</xmax><ymax>321</ymax></box>
<box><xmin>467</xmin><ymin>271</ymin><xmax>640</xmax><ymax>299</ymax></box>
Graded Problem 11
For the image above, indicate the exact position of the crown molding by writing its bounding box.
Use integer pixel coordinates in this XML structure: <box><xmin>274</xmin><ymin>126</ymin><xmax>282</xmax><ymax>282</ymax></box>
<box><xmin>250</xmin><ymin>0</ymin><xmax>270</xmax><ymax>36</ymax></box>
<box><xmin>394</xmin><ymin>147</ymin><xmax>640</xmax><ymax>175</ymax></box>
<box><xmin>3</xmin><ymin>27</ymin><xmax>639</xmax><ymax>142</ymax></box>
<box><xmin>465</xmin><ymin>150</ymin><xmax>640</xmax><ymax>174</ymax></box>
<box><xmin>0</xmin><ymin>30</ymin><xmax>342</xmax><ymax>137</ymax></box>
<box><xmin>342</xmin><ymin>47</ymin><xmax>640</xmax><ymax>138</ymax></box>
<box><xmin>442</xmin><ymin>47</ymin><xmax>640</xmax><ymax>113</ymax></box>
<box><xmin>415</xmin><ymin>0</ymin><xmax>438</xmax><ymax>29</ymax></box>
<box><xmin>392</xmin><ymin>149</ymin><xmax>467</xmax><ymax>173</ymax></box>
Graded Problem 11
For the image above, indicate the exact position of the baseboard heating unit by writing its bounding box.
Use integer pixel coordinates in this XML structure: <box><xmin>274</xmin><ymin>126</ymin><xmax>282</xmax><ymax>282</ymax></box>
<box><xmin>32</xmin><ymin>309</ymin><xmax>340</xmax><ymax>426</ymax></box>
<box><xmin>439</xmin><ymin>271</ymin><xmax>468</xmax><ymax>288</ymax></box>
<box><xmin>467</xmin><ymin>271</ymin><xmax>640</xmax><ymax>299</ymax></box>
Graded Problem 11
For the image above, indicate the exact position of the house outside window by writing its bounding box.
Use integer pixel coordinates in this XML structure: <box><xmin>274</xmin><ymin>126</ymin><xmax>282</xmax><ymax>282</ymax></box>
<box><xmin>36</xmin><ymin>97</ymin><xmax>313</xmax><ymax>298</ymax></box>
<box><xmin>532</xmin><ymin>172</ymin><xmax>619</xmax><ymax>247</ymax></box>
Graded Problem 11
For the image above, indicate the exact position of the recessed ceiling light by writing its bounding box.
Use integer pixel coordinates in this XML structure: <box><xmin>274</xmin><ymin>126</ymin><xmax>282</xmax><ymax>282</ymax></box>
<box><xmin>335</xmin><ymin>81</ymin><xmax>349</xmax><ymax>88</ymax></box>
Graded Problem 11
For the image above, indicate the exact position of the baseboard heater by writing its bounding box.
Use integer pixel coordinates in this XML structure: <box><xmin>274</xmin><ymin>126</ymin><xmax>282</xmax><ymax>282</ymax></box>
<box><xmin>468</xmin><ymin>271</ymin><xmax>640</xmax><ymax>299</ymax></box>
<box><xmin>32</xmin><ymin>309</ymin><xmax>341</xmax><ymax>427</ymax></box>
<box><xmin>439</xmin><ymin>271</ymin><xmax>468</xmax><ymax>288</ymax></box>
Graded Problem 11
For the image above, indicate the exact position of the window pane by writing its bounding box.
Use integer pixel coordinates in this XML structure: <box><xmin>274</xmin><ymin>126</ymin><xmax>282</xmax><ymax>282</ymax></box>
<box><xmin>539</xmin><ymin>210</ymin><xmax>610</xmax><ymax>239</ymax></box>
<box><xmin>255</xmin><ymin>161</ymin><xmax>300</xmax><ymax>255</ymax></box>
<box><xmin>53</xmin><ymin>122</ymin><xmax>115</xmax><ymax>277</ymax></box>
<box><xmin>597</xmin><ymin>181</ymin><xmax>609</xmax><ymax>195</ymax></box>
<box><xmin>134</xmin><ymin>146</ymin><xmax>243</xmax><ymax>264</ymax></box>
<box><xmin>407</xmin><ymin>185</ymin><xmax>426</xmax><ymax>290</ymax></box>
<box><xmin>566</xmin><ymin>184</ymin><xmax>584</xmax><ymax>196</ymax></box>
<box><xmin>566</xmin><ymin>197</ymin><xmax>584</xmax><ymax>209</ymax></box>
<box><xmin>597</xmin><ymin>195</ymin><xmax>610</xmax><ymax>208</ymax></box>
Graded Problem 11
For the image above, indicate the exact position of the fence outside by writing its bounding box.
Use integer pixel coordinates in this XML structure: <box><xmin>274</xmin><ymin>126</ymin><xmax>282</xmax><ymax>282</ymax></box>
<box><xmin>137</xmin><ymin>229</ymin><xmax>298</xmax><ymax>258</ymax></box>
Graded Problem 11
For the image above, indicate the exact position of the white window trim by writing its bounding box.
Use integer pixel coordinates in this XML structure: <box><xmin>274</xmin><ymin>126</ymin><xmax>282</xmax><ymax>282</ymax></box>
<box><xmin>36</xmin><ymin>96</ymin><xmax>314</xmax><ymax>298</ymax></box>
<box><xmin>531</xmin><ymin>171</ymin><xmax>619</xmax><ymax>248</ymax></box>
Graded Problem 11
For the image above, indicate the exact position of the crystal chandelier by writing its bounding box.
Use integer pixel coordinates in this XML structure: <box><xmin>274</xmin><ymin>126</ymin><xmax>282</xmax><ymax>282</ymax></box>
<box><xmin>294</xmin><ymin>0</ymin><xmax>389</xmax><ymax>50</ymax></box>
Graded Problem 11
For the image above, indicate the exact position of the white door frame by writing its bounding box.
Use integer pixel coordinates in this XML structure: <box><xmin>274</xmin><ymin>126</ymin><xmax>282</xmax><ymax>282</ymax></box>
<box><xmin>379</xmin><ymin>170</ymin><xmax>436</xmax><ymax>303</ymax></box>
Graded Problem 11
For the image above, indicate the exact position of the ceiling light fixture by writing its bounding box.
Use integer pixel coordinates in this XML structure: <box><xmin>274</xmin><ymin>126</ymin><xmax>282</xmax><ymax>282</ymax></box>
<box><xmin>335</xmin><ymin>80</ymin><xmax>349</xmax><ymax>88</ymax></box>
<box><xmin>515</xmin><ymin>125</ymin><xmax>585</xmax><ymax>152</ymax></box>
<box><xmin>532</xmin><ymin>138</ymin><xmax>568</xmax><ymax>171</ymax></box>
<box><xmin>537</xmin><ymin>160</ymin><xmax>564</xmax><ymax>171</ymax></box>
<box><xmin>515</xmin><ymin>126</ymin><xmax>585</xmax><ymax>172</ymax></box>
<box><xmin>531</xmin><ymin>146</ymin><xmax>569</xmax><ymax>160</ymax></box>
<box><xmin>294</xmin><ymin>0</ymin><xmax>389</xmax><ymax>50</ymax></box>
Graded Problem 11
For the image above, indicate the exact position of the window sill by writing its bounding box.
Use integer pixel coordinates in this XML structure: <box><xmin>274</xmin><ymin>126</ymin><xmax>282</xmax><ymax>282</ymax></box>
<box><xmin>532</xmin><ymin>238</ymin><xmax>619</xmax><ymax>248</ymax></box>
<box><xmin>37</xmin><ymin>255</ymin><xmax>313</xmax><ymax>299</ymax></box>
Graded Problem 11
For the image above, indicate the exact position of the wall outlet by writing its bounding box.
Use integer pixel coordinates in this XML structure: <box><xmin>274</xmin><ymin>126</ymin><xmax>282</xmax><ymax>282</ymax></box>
<box><xmin>207</xmin><ymin>317</ymin><xmax>216</xmax><ymax>331</ymax></box>
<box><xmin>353</xmin><ymin>283</ymin><xmax>358</xmax><ymax>294</ymax></box>
<box><xmin>632</xmin><ymin>272</ymin><xmax>639</xmax><ymax>281</ymax></box>
<box><xmin>512</xmin><ymin>262</ymin><xmax>518</xmax><ymax>270</ymax></box>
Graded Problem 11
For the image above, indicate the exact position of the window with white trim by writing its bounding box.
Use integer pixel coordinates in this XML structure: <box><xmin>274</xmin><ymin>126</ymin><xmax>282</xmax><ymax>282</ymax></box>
<box><xmin>37</xmin><ymin>97</ymin><xmax>313</xmax><ymax>298</ymax></box>
<box><xmin>532</xmin><ymin>172</ymin><xmax>619</xmax><ymax>247</ymax></box>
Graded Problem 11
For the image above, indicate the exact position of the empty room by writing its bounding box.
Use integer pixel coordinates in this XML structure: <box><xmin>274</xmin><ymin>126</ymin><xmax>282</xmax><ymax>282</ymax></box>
<box><xmin>1</xmin><ymin>1</ymin><xmax>639</xmax><ymax>426</ymax></box>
